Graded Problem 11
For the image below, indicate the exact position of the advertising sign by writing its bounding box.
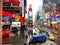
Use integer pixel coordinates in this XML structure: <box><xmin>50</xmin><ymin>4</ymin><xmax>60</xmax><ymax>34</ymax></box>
<box><xmin>56</xmin><ymin>18</ymin><xmax>60</xmax><ymax>23</ymax></box>
<box><xmin>2</xmin><ymin>16</ymin><xmax>10</xmax><ymax>21</ymax></box>
<box><xmin>50</xmin><ymin>16</ymin><xmax>56</xmax><ymax>22</ymax></box>
<box><xmin>56</xmin><ymin>14</ymin><xmax>60</xmax><ymax>18</ymax></box>
<box><xmin>28</xmin><ymin>11</ymin><xmax>32</xmax><ymax>16</ymax></box>
<box><xmin>11</xmin><ymin>22</ymin><xmax>21</xmax><ymax>27</ymax></box>
<box><xmin>45</xmin><ymin>13</ymin><xmax>50</xmax><ymax>19</ymax></box>
<box><xmin>28</xmin><ymin>16</ymin><xmax>32</xmax><ymax>20</ymax></box>
<box><xmin>15</xmin><ymin>15</ymin><xmax>20</xmax><ymax>22</ymax></box>
<box><xmin>39</xmin><ymin>15</ymin><xmax>43</xmax><ymax>21</ymax></box>
<box><xmin>51</xmin><ymin>21</ymin><xmax>57</xmax><ymax>25</ymax></box>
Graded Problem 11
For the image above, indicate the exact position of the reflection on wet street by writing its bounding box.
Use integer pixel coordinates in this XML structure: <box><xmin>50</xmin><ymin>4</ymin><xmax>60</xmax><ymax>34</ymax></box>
<box><xmin>2</xmin><ymin>33</ymin><xmax>24</xmax><ymax>45</ymax></box>
<box><xmin>2</xmin><ymin>28</ymin><xmax>60</xmax><ymax>45</ymax></box>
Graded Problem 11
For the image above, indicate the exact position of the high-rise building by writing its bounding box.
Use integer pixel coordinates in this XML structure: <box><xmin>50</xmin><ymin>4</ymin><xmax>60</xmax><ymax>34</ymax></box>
<box><xmin>28</xmin><ymin>4</ymin><xmax>33</xmax><ymax>26</ymax></box>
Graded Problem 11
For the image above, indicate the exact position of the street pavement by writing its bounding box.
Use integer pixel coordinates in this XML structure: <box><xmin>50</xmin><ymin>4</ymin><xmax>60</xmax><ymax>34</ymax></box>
<box><xmin>25</xmin><ymin>26</ymin><xmax>58</xmax><ymax>45</ymax></box>
<box><xmin>2</xmin><ymin>32</ymin><xmax>24</xmax><ymax>45</ymax></box>
<box><xmin>41</xmin><ymin>39</ymin><xmax>57</xmax><ymax>45</ymax></box>
<box><xmin>2</xmin><ymin>26</ymin><xmax>60</xmax><ymax>45</ymax></box>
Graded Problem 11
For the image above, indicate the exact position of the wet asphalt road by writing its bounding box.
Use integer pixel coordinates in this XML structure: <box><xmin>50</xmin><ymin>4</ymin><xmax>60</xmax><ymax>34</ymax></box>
<box><xmin>2</xmin><ymin>27</ymin><xmax>60</xmax><ymax>45</ymax></box>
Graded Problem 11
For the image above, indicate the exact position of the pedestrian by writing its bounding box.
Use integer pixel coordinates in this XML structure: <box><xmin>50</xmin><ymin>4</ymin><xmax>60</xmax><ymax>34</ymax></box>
<box><xmin>28</xmin><ymin>28</ymin><xmax>33</xmax><ymax>39</ymax></box>
<box><xmin>3</xmin><ymin>18</ymin><xmax>10</xmax><ymax>30</ymax></box>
